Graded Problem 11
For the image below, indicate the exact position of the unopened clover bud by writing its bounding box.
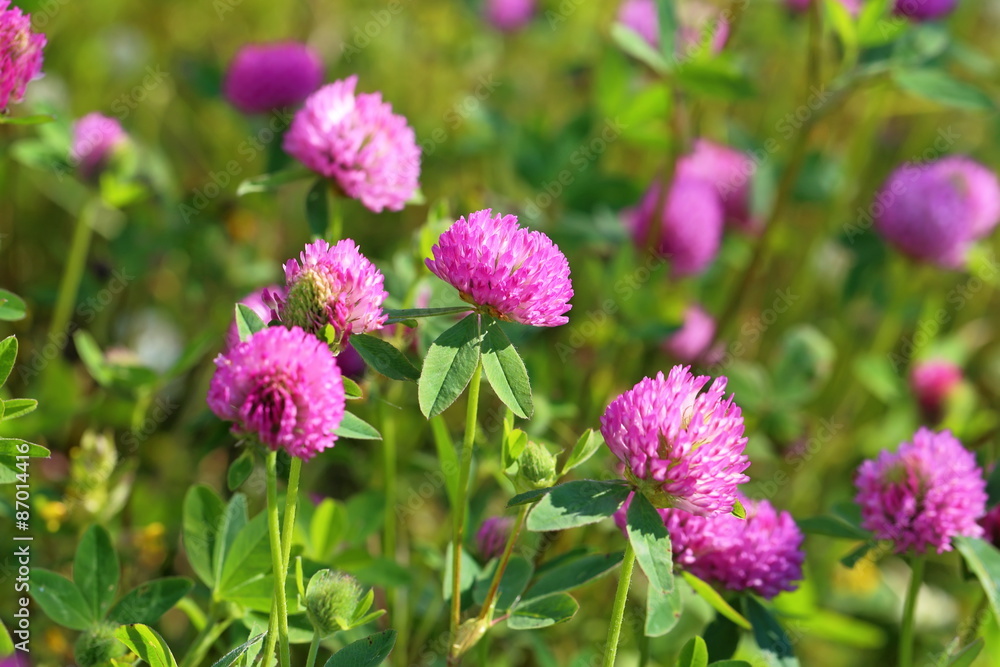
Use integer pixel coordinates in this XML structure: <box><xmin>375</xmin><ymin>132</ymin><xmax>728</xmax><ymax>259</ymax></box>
<box><xmin>74</xmin><ymin>622</ymin><xmax>126</xmax><ymax>667</ymax></box>
<box><xmin>452</xmin><ymin>616</ymin><xmax>491</xmax><ymax>658</ymax></box>
<box><xmin>305</xmin><ymin>569</ymin><xmax>365</xmax><ymax>637</ymax></box>
<box><xmin>517</xmin><ymin>440</ymin><xmax>557</xmax><ymax>489</ymax></box>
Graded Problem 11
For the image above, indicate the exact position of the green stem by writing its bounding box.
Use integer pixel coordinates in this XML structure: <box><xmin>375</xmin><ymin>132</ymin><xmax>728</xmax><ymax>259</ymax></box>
<box><xmin>305</xmin><ymin>631</ymin><xmax>322</xmax><ymax>667</ymax></box>
<box><xmin>449</xmin><ymin>359</ymin><xmax>484</xmax><ymax>663</ymax></box>
<box><xmin>477</xmin><ymin>505</ymin><xmax>528</xmax><ymax>622</ymax></box>
<box><xmin>281</xmin><ymin>456</ymin><xmax>302</xmax><ymax>575</ymax></box>
<box><xmin>264</xmin><ymin>451</ymin><xmax>292</xmax><ymax>667</ymax></box>
<box><xmin>900</xmin><ymin>556</ymin><xmax>925</xmax><ymax>667</ymax></box>
<box><xmin>180</xmin><ymin>616</ymin><xmax>232</xmax><ymax>667</ymax></box>
<box><xmin>49</xmin><ymin>197</ymin><xmax>98</xmax><ymax>341</ymax></box>
<box><xmin>327</xmin><ymin>194</ymin><xmax>342</xmax><ymax>242</ymax></box>
<box><xmin>602</xmin><ymin>541</ymin><xmax>636</xmax><ymax>667</ymax></box>
<box><xmin>175</xmin><ymin>596</ymin><xmax>207</xmax><ymax>632</ymax></box>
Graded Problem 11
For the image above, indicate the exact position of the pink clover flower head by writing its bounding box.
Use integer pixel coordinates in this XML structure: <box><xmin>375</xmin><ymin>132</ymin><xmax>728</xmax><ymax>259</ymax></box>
<box><xmin>874</xmin><ymin>157</ymin><xmax>1000</xmax><ymax>268</ymax></box>
<box><xmin>894</xmin><ymin>0</ymin><xmax>958</xmax><ymax>21</ymax></box>
<box><xmin>979</xmin><ymin>504</ymin><xmax>1000</xmax><ymax>549</ymax></box>
<box><xmin>601</xmin><ymin>366</ymin><xmax>750</xmax><ymax>517</ymax></box>
<box><xmin>425</xmin><ymin>209</ymin><xmax>573</xmax><ymax>327</ymax></box>
<box><xmin>277</xmin><ymin>239</ymin><xmax>388</xmax><ymax>347</ymax></box>
<box><xmin>283</xmin><ymin>76</ymin><xmax>421</xmax><ymax>212</ymax></box>
<box><xmin>207</xmin><ymin>326</ymin><xmax>345</xmax><ymax>460</ymax></box>
<box><xmin>0</xmin><ymin>0</ymin><xmax>45</xmax><ymax>111</ymax></box>
<box><xmin>224</xmin><ymin>285</ymin><xmax>286</xmax><ymax>352</ymax></box>
<box><xmin>476</xmin><ymin>516</ymin><xmax>514</xmax><ymax>560</ymax></box>
<box><xmin>855</xmin><ymin>427</ymin><xmax>986</xmax><ymax>554</ymax></box>
<box><xmin>485</xmin><ymin>0</ymin><xmax>536</xmax><ymax>31</ymax></box>
<box><xmin>909</xmin><ymin>359</ymin><xmax>962</xmax><ymax>422</ymax></box>
<box><xmin>677</xmin><ymin>139</ymin><xmax>759</xmax><ymax>232</ymax></box>
<box><xmin>223</xmin><ymin>42</ymin><xmax>323</xmax><ymax>114</ymax></box>
<box><xmin>71</xmin><ymin>113</ymin><xmax>128</xmax><ymax>182</ymax></box>
<box><xmin>624</xmin><ymin>176</ymin><xmax>723</xmax><ymax>277</ymax></box>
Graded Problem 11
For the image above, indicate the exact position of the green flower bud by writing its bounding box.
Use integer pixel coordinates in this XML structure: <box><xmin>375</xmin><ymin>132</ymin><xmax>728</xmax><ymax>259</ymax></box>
<box><xmin>283</xmin><ymin>270</ymin><xmax>333</xmax><ymax>339</ymax></box>
<box><xmin>305</xmin><ymin>569</ymin><xmax>365</xmax><ymax>636</ymax></box>
<box><xmin>518</xmin><ymin>440</ymin><xmax>557</xmax><ymax>489</ymax></box>
<box><xmin>74</xmin><ymin>622</ymin><xmax>126</xmax><ymax>667</ymax></box>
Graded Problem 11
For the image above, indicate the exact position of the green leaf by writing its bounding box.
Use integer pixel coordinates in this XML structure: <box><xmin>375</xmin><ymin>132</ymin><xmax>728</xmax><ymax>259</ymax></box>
<box><xmin>235</xmin><ymin>304</ymin><xmax>266</xmax><ymax>343</ymax></box>
<box><xmin>676</xmin><ymin>58</ymin><xmax>755</xmax><ymax>101</ymax></box>
<box><xmin>0</xmin><ymin>336</ymin><xmax>16</xmax><ymax>388</ymax></box>
<box><xmin>418</xmin><ymin>314</ymin><xmax>484</xmax><ymax>418</ymax></box>
<box><xmin>113</xmin><ymin>624</ymin><xmax>178</xmax><ymax>667</ymax></box>
<box><xmin>473</xmin><ymin>556</ymin><xmax>534</xmax><ymax>612</ymax></box>
<box><xmin>107</xmin><ymin>578</ymin><xmax>193</xmax><ymax>625</ymax></box>
<box><xmin>431</xmin><ymin>416</ymin><xmax>460</xmax><ymax>510</ymax></box>
<box><xmin>323</xmin><ymin>629</ymin><xmax>397</xmax><ymax>667</ymax></box>
<box><xmin>840</xmin><ymin>542</ymin><xmax>875</xmax><ymax>569</ymax></box>
<box><xmin>306</xmin><ymin>178</ymin><xmax>330</xmax><ymax>238</ymax></box>
<box><xmin>732</xmin><ymin>499</ymin><xmax>747</xmax><ymax>520</ymax></box>
<box><xmin>336</xmin><ymin>412</ymin><xmax>382</xmax><ymax>440</ymax></box>
<box><xmin>507</xmin><ymin>486</ymin><xmax>554</xmax><ymax>508</ymax></box>
<box><xmin>182</xmin><ymin>485</ymin><xmax>226</xmax><ymax>588</ymax></box>
<box><xmin>309</xmin><ymin>498</ymin><xmax>348</xmax><ymax>561</ymax></box>
<box><xmin>611</xmin><ymin>24</ymin><xmax>668</xmax><ymax>75</ymax></box>
<box><xmin>219</xmin><ymin>512</ymin><xmax>272</xmax><ymax>594</ymax></box>
<box><xmin>526</xmin><ymin>480</ymin><xmax>631</xmax><ymax>532</ymax></box>
<box><xmin>0</xmin><ymin>290</ymin><xmax>26</xmax><ymax>322</ymax></box>
<box><xmin>74</xmin><ymin>524</ymin><xmax>120</xmax><ymax>620</ymax></box>
<box><xmin>678</xmin><ymin>636</ymin><xmax>709</xmax><ymax>667</ymax></box>
<box><xmin>708</xmin><ymin>662</ymin><xmax>753</xmax><ymax>667</ymax></box>
<box><xmin>0</xmin><ymin>439</ymin><xmax>49</xmax><ymax>457</ymax></box>
<box><xmin>704</xmin><ymin>614</ymin><xmax>741</xmax><ymax>662</ymax></box>
<box><xmin>656</xmin><ymin>0</ymin><xmax>678</xmax><ymax>60</ymax></box>
<box><xmin>796</xmin><ymin>515</ymin><xmax>870</xmax><ymax>540</ymax></box>
<box><xmin>626</xmin><ymin>493</ymin><xmax>674</xmax><ymax>599</ymax></box>
<box><xmin>1</xmin><ymin>398</ymin><xmax>38</xmax><ymax>421</ymax></box>
<box><xmin>0</xmin><ymin>114</ymin><xmax>55</xmax><ymax>125</ymax></box>
<box><xmin>857</xmin><ymin>0</ymin><xmax>905</xmax><ymax>46</ymax></box>
<box><xmin>343</xmin><ymin>377</ymin><xmax>364</xmax><ymax>400</ymax></box>
<box><xmin>522</xmin><ymin>552</ymin><xmax>623</xmax><ymax>601</ymax></box>
<box><xmin>560</xmin><ymin>429</ymin><xmax>605</xmax><ymax>475</ymax></box>
<box><xmin>443</xmin><ymin>544</ymin><xmax>482</xmax><ymax>607</ymax></box>
<box><xmin>743</xmin><ymin>597</ymin><xmax>800</xmax><ymax>667</ymax></box>
<box><xmin>214</xmin><ymin>494</ymin><xmax>250</xmax><ymax>588</ymax></box>
<box><xmin>954</xmin><ymin>537</ymin><xmax>1000</xmax><ymax>623</ymax></box>
<box><xmin>350</xmin><ymin>334</ymin><xmax>420</xmax><ymax>382</ymax></box>
<box><xmin>502</xmin><ymin>428</ymin><xmax>528</xmax><ymax>471</ymax></box>
<box><xmin>209</xmin><ymin>633</ymin><xmax>265</xmax><ymax>667</ymax></box>
<box><xmin>646</xmin><ymin>583</ymin><xmax>683</xmax><ymax>637</ymax></box>
<box><xmin>508</xmin><ymin>593</ymin><xmax>579</xmax><ymax>630</ymax></box>
<box><xmin>681</xmin><ymin>571</ymin><xmax>751</xmax><ymax>630</ymax></box>
<box><xmin>30</xmin><ymin>569</ymin><xmax>94</xmax><ymax>630</ymax></box>
<box><xmin>73</xmin><ymin>331</ymin><xmax>112</xmax><ymax>386</ymax></box>
<box><xmin>945</xmin><ymin>638</ymin><xmax>984</xmax><ymax>667</ymax></box>
<box><xmin>480</xmin><ymin>318</ymin><xmax>533</xmax><ymax>419</ymax></box>
<box><xmin>383</xmin><ymin>306</ymin><xmax>473</xmax><ymax>324</ymax></box>
<box><xmin>894</xmin><ymin>69</ymin><xmax>995</xmax><ymax>111</ymax></box>
<box><xmin>236</xmin><ymin>166</ymin><xmax>313</xmax><ymax>196</ymax></box>
<box><xmin>227</xmin><ymin>450</ymin><xmax>255</xmax><ymax>491</ymax></box>
<box><xmin>0</xmin><ymin>618</ymin><xmax>12</xmax><ymax>656</ymax></box>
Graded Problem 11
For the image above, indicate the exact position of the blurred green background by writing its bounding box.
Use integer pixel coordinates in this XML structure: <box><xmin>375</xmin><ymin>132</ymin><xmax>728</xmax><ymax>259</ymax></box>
<box><xmin>3</xmin><ymin>0</ymin><xmax>1000</xmax><ymax>665</ymax></box>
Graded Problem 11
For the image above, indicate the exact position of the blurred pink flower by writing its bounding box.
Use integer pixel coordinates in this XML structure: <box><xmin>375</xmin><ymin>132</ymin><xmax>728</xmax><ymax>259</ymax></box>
<box><xmin>855</xmin><ymin>427</ymin><xmax>986</xmax><ymax>554</ymax></box>
<box><xmin>601</xmin><ymin>366</ymin><xmax>749</xmax><ymax>516</ymax></box>
<box><xmin>223</xmin><ymin>42</ymin><xmax>323</xmax><ymax>114</ymax></box>
<box><xmin>874</xmin><ymin>157</ymin><xmax>1000</xmax><ymax>268</ymax></box>
<box><xmin>207</xmin><ymin>326</ymin><xmax>345</xmax><ymax>460</ymax></box>
<box><xmin>616</xmin><ymin>0</ymin><xmax>729</xmax><ymax>55</ymax></box>
<box><xmin>894</xmin><ymin>0</ymin><xmax>958</xmax><ymax>21</ymax></box>
<box><xmin>476</xmin><ymin>516</ymin><xmax>514</xmax><ymax>560</ymax></box>
<box><xmin>663</xmin><ymin>305</ymin><xmax>718</xmax><ymax>364</ymax></box>
<box><xmin>677</xmin><ymin>139</ymin><xmax>760</xmax><ymax>232</ymax></box>
<box><xmin>284</xmin><ymin>76</ymin><xmax>421</xmax><ymax>212</ymax></box>
<box><xmin>426</xmin><ymin>209</ymin><xmax>573</xmax><ymax>327</ymax></box>
<box><xmin>0</xmin><ymin>0</ymin><xmax>45</xmax><ymax>111</ymax></box>
<box><xmin>71</xmin><ymin>113</ymin><xmax>127</xmax><ymax>181</ymax></box>
<box><xmin>623</xmin><ymin>175</ymin><xmax>724</xmax><ymax>277</ymax></box>
<box><xmin>909</xmin><ymin>359</ymin><xmax>962</xmax><ymax>423</ymax></box>
<box><xmin>484</xmin><ymin>0</ymin><xmax>536</xmax><ymax>31</ymax></box>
